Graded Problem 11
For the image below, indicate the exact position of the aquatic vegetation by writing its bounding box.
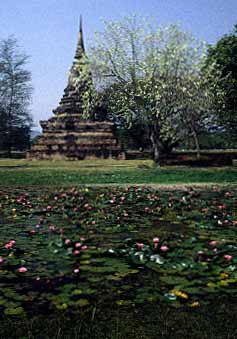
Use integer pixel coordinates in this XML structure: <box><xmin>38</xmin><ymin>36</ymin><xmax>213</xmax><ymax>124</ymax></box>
<box><xmin>0</xmin><ymin>186</ymin><xmax>236</xmax><ymax>316</ymax></box>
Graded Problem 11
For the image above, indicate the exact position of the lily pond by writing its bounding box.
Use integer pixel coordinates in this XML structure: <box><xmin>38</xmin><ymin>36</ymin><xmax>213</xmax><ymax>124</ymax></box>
<box><xmin>0</xmin><ymin>186</ymin><xmax>237</xmax><ymax>318</ymax></box>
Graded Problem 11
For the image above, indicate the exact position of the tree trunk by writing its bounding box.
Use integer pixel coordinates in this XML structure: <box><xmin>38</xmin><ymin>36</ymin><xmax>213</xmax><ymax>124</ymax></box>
<box><xmin>192</xmin><ymin>130</ymin><xmax>200</xmax><ymax>160</ymax></box>
<box><xmin>150</xmin><ymin>130</ymin><xmax>160</xmax><ymax>167</ymax></box>
<box><xmin>7</xmin><ymin>147</ymin><xmax>11</xmax><ymax>158</ymax></box>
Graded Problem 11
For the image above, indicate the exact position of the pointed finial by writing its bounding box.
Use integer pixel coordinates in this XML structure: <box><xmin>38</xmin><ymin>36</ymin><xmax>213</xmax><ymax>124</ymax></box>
<box><xmin>80</xmin><ymin>15</ymin><xmax>83</xmax><ymax>34</ymax></box>
<box><xmin>77</xmin><ymin>15</ymin><xmax>85</xmax><ymax>54</ymax></box>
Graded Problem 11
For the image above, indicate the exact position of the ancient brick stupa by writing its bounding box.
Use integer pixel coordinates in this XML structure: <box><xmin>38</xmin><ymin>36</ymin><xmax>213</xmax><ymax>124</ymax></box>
<box><xmin>28</xmin><ymin>17</ymin><xmax>122</xmax><ymax>160</ymax></box>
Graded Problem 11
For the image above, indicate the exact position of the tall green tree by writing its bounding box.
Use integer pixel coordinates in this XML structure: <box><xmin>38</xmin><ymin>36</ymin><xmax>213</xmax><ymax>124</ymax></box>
<box><xmin>0</xmin><ymin>37</ymin><xmax>32</xmax><ymax>156</ymax></box>
<box><xmin>207</xmin><ymin>25</ymin><xmax>237</xmax><ymax>147</ymax></box>
<box><xmin>89</xmin><ymin>16</ymin><xmax>224</xmax><ymax>164</ymax></box>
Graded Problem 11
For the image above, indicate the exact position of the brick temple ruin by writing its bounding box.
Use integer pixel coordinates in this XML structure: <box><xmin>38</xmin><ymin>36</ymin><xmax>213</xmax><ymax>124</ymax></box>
<box><xmin>28</xmin><ymin>18</ymin><xmax>122</xmax><ymax>160</ymax></box>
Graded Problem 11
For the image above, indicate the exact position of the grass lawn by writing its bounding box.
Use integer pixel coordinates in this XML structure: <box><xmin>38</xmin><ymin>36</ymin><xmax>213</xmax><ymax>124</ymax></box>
<box><xmin>0</xmin><ymin>160</ymin><xmax>237</xmax><ymax>338</ymax></box>
<box><xmin>0</xmin><ymin>159</ymin><xmax>236</xmax><ymax>186</ymax></box>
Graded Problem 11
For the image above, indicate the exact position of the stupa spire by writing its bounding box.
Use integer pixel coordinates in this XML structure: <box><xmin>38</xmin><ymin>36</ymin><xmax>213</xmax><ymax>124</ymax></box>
<box><xmin>75</xmin><ymin>15</ymin><xmax>85</xmax><ymax>58</ymax></box>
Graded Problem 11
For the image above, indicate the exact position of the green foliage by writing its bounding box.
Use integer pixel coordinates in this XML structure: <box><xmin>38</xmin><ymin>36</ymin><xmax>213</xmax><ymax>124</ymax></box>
<box><xmin>206</xmin><ymin>25</ymin><xmax>237</xmax><ymax>147</ymax></box>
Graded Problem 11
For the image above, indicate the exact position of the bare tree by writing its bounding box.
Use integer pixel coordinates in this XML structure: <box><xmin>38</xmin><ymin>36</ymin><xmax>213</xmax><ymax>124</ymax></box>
<box><xmin>0</xmin><ymin>37</ymin><xmax>33</xmax><ymax>157</ymax></box>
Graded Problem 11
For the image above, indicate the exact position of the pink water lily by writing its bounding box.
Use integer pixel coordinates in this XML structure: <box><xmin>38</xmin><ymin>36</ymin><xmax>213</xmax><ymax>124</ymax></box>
<box><xmin>224</xmin><ymin>255</ymin><xmax>232</xmax><ymax>261</ymax></box>
<box><xmin>4</xmin><ymin>240</ymin><xmax>15</xmax><ymax>249</ymax></box>
<box><xmin>0</xmin><ymin>257</ymin><xmax>4</xmax><ymax>264</ymax></box>
<box><xmin>18</xmin><ymin>267</ymin><xmax>27</xmax><ymax>273</ymax></box>
<box><xmin>75</xmin><ymin>242</ymin><xmax>81</xmax><ymax>248</ymax></box>
<box><xmin>81</xmin><ymin>245</ymin><xmax>88</xmax><ymax>250</ymax></box>
<box><xmin>73</xmin><ymin>250</ymin><xmax>80</xmax><ymax>255</ymax></box>
<box><xmin>74</xmin><ymin>268</ymin><xmax>80</xmax><ymax>274</ymax></box>
<box><xmin>136</xmin><ymin>242</ymin><xmax>144</xmax><ymax>249</ymax></box>
<box><xmin>209</xmin><ymin>240</ymin><xmax>217</xmax><ymax>247</ymax></box>
<box><xmin>65</xmin><ymin>239</ymin><xmax>71</xmax><ymax>244</ymax></box>
<box><xmin>160</xmin><ymin>245</ymin><xmax>169</xmax><ymax>252</ymax></box>
<box><xmin>153</xmin><ymin>237</ymin><xmax>160</xmax><ymax>243</ymax></box>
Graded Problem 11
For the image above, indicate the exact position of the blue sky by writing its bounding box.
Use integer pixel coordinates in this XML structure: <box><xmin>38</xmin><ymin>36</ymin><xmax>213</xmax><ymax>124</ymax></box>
<box><xmin>0</xmin><ymin>0</ymin><xmax>236</xmax><ymax>128</ymax></box>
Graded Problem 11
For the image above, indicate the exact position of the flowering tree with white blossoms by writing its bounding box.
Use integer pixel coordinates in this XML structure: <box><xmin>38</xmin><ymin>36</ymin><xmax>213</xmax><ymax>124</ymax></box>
<box><xmin>88</xmin><ymin>15</ymin><xmax>224</xmax><ymax>164</ymax></box>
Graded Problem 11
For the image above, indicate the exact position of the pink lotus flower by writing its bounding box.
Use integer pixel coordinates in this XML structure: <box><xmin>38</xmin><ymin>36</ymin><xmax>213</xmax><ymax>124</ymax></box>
<box><xmin>75</xmin><ymin>242</ymin><xmax>81</xmax><ymax>248</ymax></box>
<box><xmin>47</xmin><ymin>205</ymin><xmax>52</xmax><ymax>210</ymax></box>
<box><xmin>0</xmin><ymin>257</ymin><xmax>4</xmax><ymax>264</ymax></box>
<box><xmin>81</xmin><ymin>245</ymin><xmax>88</xmax><ymax>250</ymax></box>
<box><xmin>80</xmin><ymin>237</ymin><xmax>85</xmax><ymax>241</ymax></box>
<box><xmin>224</xmin><ymin>255</ymin><xmax>232</xmax><ymax>261</ymax></box>
<box><xmin>225</xmin><ymin>192</ymin><xmax>231</xmax><ymax>197</ymax></box>
<box><xmin>160</xmin><ymin>245</ymin><xmax>169</xmax><ymax>252</ymax></box>
<box><xmin>65</xmin><ymin>239</ymin><xmax>71</xmax><ymax>244</ymax></box>
<box><xmin>4</xmin><ymin>240</ymin><xmax>15</xmax><ymax>249</ymax></box>
<box><xmin>73</xmin><ymin>250</ymin><xmax>80</xmax><ymax>255</ymax></box>
<box><xmin>209</xmin><ymin>240</ymin><xmax>217</xmax><ymax>247</ymax></box>
<box><xmin>48</xmin><ymin>225</ymin><xmax>56</xmax><ymax>231</ymax></box>
<box><xmin>233</xmin><ymin>220</ymin><xmax>237</xmax><ymax>226</ymax></box>
<box><xmin>4</xmin><ymin>243</ymin><xmax>11</xmax><ymax>249</ymax></box>
<box><xmin>153</xmin><ymin>237</ymin><xmax>160</xmax><ymax>244</ymax></box>
<box><xmin>136</xmin><ymin>242</ymin><xmax>144</xmax><ymax>249</ymax></box>
<box><xmin>74</xmin><ymin>268</ymin><xmax>80</xmax><ymax>274</ymax></box>
<box><xmin>18</xmin><ymin>267</ymin><xmax>27</xmax><ymax>273</ymax></box>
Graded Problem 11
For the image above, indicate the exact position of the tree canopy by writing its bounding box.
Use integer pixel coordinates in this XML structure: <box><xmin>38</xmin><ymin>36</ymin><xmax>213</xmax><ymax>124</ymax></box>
<box><xmin>206</xmin><ymin>25</ymin><xmax>237</xmax><ymax>147</ymax></box>
<box><xmin>88</xmin><ymin>16</ymin><xmax>224</xmax><ymax>163</ymax></box>
<box><xmin>0</xmin><ymin>37</ymin><xmax>33</xmax><ymax>156</ymax></box>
